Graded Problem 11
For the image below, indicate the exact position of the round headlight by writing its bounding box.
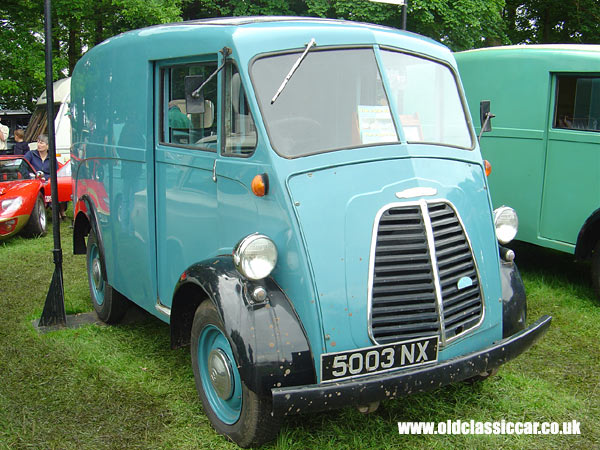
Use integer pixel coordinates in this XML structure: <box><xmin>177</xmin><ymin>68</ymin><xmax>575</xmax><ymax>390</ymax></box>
<box><xmin>493</xmin><ymin>206</ymin><xmax>518</xmax><ymax>244</ymax></box>
<box><xmin>233</xmin><ymin>234</ymin><xmax>278</xmax><ymax>280</ymax></box>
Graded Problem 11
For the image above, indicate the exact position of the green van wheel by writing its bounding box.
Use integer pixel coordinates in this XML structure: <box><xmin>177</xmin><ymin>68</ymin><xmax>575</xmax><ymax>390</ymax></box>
<box><xmin>591</xmin><ymin>241</ymin><xmax>600</xmax><ymax>302</ymax></box>
<box><xmin>190</xmin><ymin>301</ymin><xmax>279</xmax><ymax>448</ymax></box>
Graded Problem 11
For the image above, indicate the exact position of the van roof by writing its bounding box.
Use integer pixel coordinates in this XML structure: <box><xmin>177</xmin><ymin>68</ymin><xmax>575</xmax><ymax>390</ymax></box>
<box><xmin>457</xmin><ymin>44</ymin><xmax>600</xmax><ymax>54</ymax></box>
<box><xmin>161</xmin><ymin>16</ymin><xmax>397</xmax><ymax>31</ymax></box>
<box><xmin>96</xmin><ymin>16</ymin><xmax>450</xmax><ymax>64</ymax></box>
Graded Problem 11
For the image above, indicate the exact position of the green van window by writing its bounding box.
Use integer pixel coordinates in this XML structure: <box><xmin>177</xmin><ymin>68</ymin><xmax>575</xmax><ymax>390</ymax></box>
<box><xmin>554</xmin><ymin>75</ymin><xmax>600</xmax><ymax>132</ymax></box>
<box><xmin>160</xmin><ymin>62</ymin><xmax>219</xmax><ymax>150</ymax></box>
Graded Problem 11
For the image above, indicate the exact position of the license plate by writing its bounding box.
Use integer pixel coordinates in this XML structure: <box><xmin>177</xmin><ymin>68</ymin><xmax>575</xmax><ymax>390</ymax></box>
<box><xmin>321</xmin><ymin>336</ymin><xmax>438</xmax><ymax>382</ymax></box>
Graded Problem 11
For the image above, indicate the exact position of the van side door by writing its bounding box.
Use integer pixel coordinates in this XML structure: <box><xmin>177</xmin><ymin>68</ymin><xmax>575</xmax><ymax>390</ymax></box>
<box><xmin>540</xmin><ymin>74</ymin><xmax>600</xmax><ymax>245</ymax></box>
<box><xmin>154</xmin><ymin>56</ymin><xmax>221</xmax><ymax>310</ymax></box>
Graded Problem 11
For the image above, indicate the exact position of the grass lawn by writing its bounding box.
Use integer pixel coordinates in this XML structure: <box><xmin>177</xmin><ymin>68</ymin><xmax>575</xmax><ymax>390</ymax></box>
<box><xmin>0</xmin><ymin>209</ymin><xmax>598</xmax><ymax>449</ymax></box>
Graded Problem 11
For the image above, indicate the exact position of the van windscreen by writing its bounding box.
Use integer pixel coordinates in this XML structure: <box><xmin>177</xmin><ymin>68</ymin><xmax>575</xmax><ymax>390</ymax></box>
<box><xmin>252</xmin><ymin>48</ymin><xmax>399</xmax><ymax>158</ymax></box>
<box><xmin>251</xmin><ymin>47</ymin><xmax>472</xmax><ymax>158</ymax></box>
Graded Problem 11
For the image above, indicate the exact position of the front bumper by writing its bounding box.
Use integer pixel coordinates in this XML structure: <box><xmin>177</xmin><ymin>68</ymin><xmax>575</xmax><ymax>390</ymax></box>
<box><xmin>0</xmin><ymin>214</ymin><xmax>28</xmax><ymax>240</ymax></box>
<box><xmin>272</xmin><ymin>315</ymin><xmax>551</xmax><ymax>415</ymax></box>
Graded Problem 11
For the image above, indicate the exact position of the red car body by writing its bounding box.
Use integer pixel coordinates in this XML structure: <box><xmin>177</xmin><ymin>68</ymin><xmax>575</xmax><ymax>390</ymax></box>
<box><xmin>44</xmin><ymin>160</ymin><xmax>73</xmax><ymax>204</ymax></box>
<box><xmin>0</xmin><ymin>156</ymin><xmax>72</xmax><ymax>240</ymax></box>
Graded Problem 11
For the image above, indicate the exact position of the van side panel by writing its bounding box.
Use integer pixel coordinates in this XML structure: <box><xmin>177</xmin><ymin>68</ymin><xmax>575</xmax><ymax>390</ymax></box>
<box><xmin>456</xmin><ymin>51</ymin><xmax>550</xmax><ymax>247</ymax></box>
<box><xmin>71</xmin><ymin>38</ymin><xmax>159</xmax><ymax>317</ymax></box>
<box><xmin>456</xmin><ymin>47</ymin><xmax>600</xmax><ymax>254</ymax></box>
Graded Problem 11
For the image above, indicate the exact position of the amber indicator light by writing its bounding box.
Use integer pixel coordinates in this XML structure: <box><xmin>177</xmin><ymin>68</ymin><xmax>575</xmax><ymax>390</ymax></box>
<box><xmin>484</xmin><ymin>160</ymin><xmax>492</xmax><ymax>177</ymax></box>
<box><xmin>251</xmin><ymin>174</ymin><xmax>269</xmax><ymax>197</ymax></box>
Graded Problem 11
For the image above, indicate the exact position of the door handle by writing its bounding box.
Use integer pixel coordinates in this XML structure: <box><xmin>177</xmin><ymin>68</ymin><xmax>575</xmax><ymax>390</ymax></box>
<box><xmin>212</xmin><ymin>159</ymin><xmax>217</xmax><ymax>182</ymax></box>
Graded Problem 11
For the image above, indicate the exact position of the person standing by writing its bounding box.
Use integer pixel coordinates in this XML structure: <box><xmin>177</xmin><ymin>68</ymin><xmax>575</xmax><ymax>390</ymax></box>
<box><xmin>0</xmin><ymin>117</ymin><xmax>8</xmax><ymax>151</ymax></box>
<box><xmin>13</xmin><ymin>129</ymin><xmax>30</xmax><ymax>155</ymax></box>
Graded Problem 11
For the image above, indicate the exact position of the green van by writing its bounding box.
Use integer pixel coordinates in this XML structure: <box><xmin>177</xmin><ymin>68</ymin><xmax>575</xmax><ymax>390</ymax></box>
<box><xmin>456</xmin><ymin>45</ymin><xmax>600</xmax><ymax>297</ymax></box>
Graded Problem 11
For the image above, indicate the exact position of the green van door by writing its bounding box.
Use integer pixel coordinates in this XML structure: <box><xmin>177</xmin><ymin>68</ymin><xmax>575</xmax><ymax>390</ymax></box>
<box><xmin>541</xmin><ymin>74</ymin><xmax>600</xmax><ymax>244</ymax></box>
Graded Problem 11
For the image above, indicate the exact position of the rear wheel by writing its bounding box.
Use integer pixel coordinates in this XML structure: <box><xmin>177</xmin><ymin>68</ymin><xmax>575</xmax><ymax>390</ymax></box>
<box><xmin>86</xmin><ymin>228</ymin><xmax>128</xmax><ymax>323</ymax></box>
<box><xmin>191</xmin><ymin>301</ymin><xmax>279</xmax><ymax>447</ymax></box>
<box><xmin>22</xmin><ymin>193</ymin><xmax>47</xmax><ymax>237</ymax></box>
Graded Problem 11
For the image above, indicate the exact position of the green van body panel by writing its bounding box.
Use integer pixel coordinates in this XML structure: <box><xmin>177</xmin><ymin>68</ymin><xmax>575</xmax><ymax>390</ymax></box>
<box><xmin>456</xmin><ymin>45</ymin><xmax>600</xmax><ymax>255</ymax></box>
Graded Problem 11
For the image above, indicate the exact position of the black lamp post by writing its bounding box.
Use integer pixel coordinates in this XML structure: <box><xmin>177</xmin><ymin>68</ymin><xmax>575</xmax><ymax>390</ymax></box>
<box><xmin>37</xmin><ymin>0</ymin><xmax>67</xmax><ymax>328</ymax></box>
<box><xmin>369</xmin><ymin>0</ymin><xmax>408</xmax><ymax>30</ymax></box>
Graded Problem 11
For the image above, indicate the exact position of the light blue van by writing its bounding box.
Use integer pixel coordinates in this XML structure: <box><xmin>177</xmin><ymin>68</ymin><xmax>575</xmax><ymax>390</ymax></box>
<box><xmin>71</xmin><ymin>17</ymin><xmax>551</xmax><ymax>447</ymax></box>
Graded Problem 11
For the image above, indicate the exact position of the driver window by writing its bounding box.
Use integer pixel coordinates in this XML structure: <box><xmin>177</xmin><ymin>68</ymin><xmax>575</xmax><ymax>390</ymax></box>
<box><xmin>223</xmin><ymin>63</ymin><xmax>257</xmax><ymax>156</ymax></box>
<box><xmin>160</xmin><ymin>61</ymin><xmax>218</xmax><ymax>150</ymax></box>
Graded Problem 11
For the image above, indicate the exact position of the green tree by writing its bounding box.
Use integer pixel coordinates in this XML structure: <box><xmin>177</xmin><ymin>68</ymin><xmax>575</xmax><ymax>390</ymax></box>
<box><xmin>0</xmin><ymin>0</ymin><xmax>182</xmax><ymax>110</ymax></box>
<box><xmin>181</xmin><ymin>0</ymin><xmax>507</xmax><ymax>51</ymax></box>
<box><xmin>504</xmin><ymin>0</ymin><xmax>600</xmax><ymax>44</ymax></box>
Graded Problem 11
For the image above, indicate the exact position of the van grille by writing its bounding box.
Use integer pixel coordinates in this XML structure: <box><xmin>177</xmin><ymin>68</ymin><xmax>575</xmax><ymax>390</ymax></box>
<box><xmin>369</xmin><ymin>201</ymin><xmax>483</xmax><ymax>345</ymax></box>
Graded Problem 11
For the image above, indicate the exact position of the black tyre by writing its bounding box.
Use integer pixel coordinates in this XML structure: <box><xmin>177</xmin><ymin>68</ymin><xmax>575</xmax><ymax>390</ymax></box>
<box><xmin>191</xmin><ymin>301</ymin><xmax>279</xmax><ymax>447</ymax></box>
<box><xmin>591</xmin><ymin>241</ymin><xmax>600</xmax><ymax>302</ymax></box>
<box><xmin>86</xmin><ymin>228</ymin><xmax>128</xmax><ymax>323</ymax></box>
<box><xmin>22</xmin><ymin>193</ymin><xmax>47</xmax><ymax>237</ymax></box>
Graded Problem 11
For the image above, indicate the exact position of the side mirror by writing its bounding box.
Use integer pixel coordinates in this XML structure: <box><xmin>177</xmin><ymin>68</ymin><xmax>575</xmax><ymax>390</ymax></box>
<box><xmin>185</xmin><ymin>75</ymin><xmax>206</xmax><ymax>114</ymax></box>
<box><xmin>480</xmin><ymin>100</ymin><xmax>494</xmax><ymax>133</ymax></box>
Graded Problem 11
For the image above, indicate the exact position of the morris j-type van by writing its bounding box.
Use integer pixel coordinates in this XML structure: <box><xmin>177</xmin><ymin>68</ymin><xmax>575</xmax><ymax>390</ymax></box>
<box><xmin>71</xmin><ymin>17</ymin><xmax>551</xmax><ymax>447</ymax></box>
<box><xmin>455</xmin><ymin>45</ymin><xmax>600</xmax><ymax>299</ymax></box>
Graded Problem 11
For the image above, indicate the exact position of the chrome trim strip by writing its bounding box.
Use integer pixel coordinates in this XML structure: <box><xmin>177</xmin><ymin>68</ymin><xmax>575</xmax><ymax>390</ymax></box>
<box><xmin>395</xmin><ymin>187</ymin><xmax>437</xmax><ymax>199</ymax></box>
<box><xmin>155</xmin><ymin>300</ymin><xmax>171</xmax><ymax>317</ymax></box>
<box><xmin>420</xmin><ymin>200</ymin><xmax>447</xmax><ymax>346</ymax></box>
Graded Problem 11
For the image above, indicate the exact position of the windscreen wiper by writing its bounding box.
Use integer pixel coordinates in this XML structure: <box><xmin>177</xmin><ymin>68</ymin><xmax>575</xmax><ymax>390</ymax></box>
<box><xmin>271</xmin><ymin>38</ymin><xmax>316</xmax><ymax>104</ymax></box>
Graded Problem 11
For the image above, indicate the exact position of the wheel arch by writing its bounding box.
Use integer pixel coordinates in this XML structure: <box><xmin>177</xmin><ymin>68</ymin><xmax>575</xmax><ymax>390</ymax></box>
<box><xmin>73</xmin><ymin>194</ymin><xmax>106</xmax><ymax>280</ymax></box>
<box><xmin>171</xmin><ymin>256</ymin><xmax>316</xmax><ymax>397</ymax></box>
<box><xmin>575</xmin><ymin>207</ymin><xmax>600</xmax><ymax>260</ymax></box>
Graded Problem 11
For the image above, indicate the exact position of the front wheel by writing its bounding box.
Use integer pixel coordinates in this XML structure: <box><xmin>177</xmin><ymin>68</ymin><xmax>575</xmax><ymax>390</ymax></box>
<box><xmin>191</xmin><ymin>301</ymin><xmax>279</xmax><ymax>447</ymax></box>
<box><xmin>22</xmin><ymin>193</ymin><xmax>47</xmax><ymax>237</ymax></box>
<box><xmin>86</xmin><ymin>228</ymin><xmax>128</xmax><ymax>323</ymax></box>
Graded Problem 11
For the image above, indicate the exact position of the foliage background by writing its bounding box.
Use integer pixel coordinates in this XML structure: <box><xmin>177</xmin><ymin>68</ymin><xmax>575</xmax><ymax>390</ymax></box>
<box><xmin>1</xmin><ymin>0</ymin><xmax>600</xmax><ymax>111</ymax></box>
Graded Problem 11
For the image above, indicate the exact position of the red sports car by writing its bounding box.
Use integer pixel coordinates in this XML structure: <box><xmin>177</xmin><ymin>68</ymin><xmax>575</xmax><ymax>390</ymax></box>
<box><xmin>0</xmin><ymin>156</ymin><xmax>47</xmax><ymax>239</ymax></box>
<box><xmin>0</xmin><ymin>157</ymin><xmax>73</xmax><ymax>240</ymax></box>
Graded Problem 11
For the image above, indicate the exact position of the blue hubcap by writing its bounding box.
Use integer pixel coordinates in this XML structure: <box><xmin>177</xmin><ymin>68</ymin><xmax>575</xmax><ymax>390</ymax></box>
<box><xmin>198</xmin><ymin>324</ymin><xmax>242</xmax><ymax>424</ymax></box>
<box><xmin>88</xmin><ymin>243</ymin><xmax>105</xmax><ymax>306</ymax></box>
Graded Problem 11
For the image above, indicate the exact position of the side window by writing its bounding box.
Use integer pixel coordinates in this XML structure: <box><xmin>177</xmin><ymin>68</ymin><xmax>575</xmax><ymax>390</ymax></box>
<box><xmin>554</xmin><ymin>75</ymin><xmax>600</xmax><ymax>132</ymax></box>
<box><xmin>160</xmin><ymin>62</ymin><xmax>218</xmax><ymax>150</ymax></box>
<box><xmin>223</xmin><ymin>63</ymin><xmax>257</xmax><ymax>156</ymax></box>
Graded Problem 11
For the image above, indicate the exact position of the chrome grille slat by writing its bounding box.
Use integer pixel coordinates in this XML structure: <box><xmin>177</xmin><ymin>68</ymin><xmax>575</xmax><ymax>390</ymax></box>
<box><xmin>369</xmin><ymin>201</ymin><xmax>484</xmax><ymax>345</ymax></box>
<box><xmin>372</xmin><ymin>293</ymin><xmax>438</xmax><ymax>305</ymax></box>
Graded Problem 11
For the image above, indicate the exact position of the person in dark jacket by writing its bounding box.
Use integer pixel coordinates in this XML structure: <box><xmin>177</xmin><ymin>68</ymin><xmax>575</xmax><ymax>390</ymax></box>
<box><xmin>24</xmin><ymin>134</ymin><xmax>67</xmax><ymax>220</ymax></box>
<box><xmin>13</xmin><ymin>129</ymin><xmax>30</xmax><ymax>155</ymax></box>
<box><xmin>24</xmin><ymin>134</ymin><xmax>56</xmax><ymax>178</ymax></box>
